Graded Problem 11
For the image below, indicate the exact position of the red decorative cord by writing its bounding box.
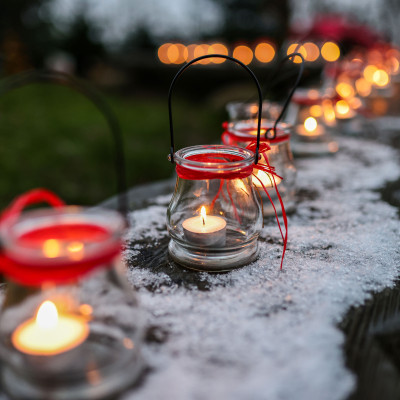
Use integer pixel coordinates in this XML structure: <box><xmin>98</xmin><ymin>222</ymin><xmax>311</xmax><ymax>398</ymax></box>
<box><xmin>252</xmin><ymin>150</ymin><xmax>287</xmax><ymax>270</ymax></box>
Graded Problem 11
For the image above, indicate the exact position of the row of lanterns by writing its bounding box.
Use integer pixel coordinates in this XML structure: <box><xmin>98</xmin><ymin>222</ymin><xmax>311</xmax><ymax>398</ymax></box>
<box><xmin>0</xmin><ymin>40</ymin><xmax>397</xmax><ymax>398</ymax></box>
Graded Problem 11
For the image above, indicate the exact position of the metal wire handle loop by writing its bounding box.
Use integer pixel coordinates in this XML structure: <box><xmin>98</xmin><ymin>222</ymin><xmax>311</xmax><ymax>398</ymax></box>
<box><xmin>168</xmin><ymin>54</ymin><xmax>263</xmax><ymax>165</ymax></box>
<box><xmin>265</xmin><ymin>52</ymin><xmax>305</xmax><ymax>140</ymax></box>
<box><xmin>0</xmin><ymin>70</ymin><xmax>127</xmax><ymax>217</ymax></box>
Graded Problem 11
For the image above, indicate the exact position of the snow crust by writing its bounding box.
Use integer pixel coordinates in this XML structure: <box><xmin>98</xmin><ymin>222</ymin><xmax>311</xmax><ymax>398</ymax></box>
<box><xmin>122</xmin><ymin>137</ymin><xmax>400</xmax><ymax>400</ymax></box>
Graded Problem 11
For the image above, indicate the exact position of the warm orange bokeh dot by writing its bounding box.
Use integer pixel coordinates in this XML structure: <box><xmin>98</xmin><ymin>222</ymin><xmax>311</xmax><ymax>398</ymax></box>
<box><xmin>194</xmin><ymin>44</ymin><xmax>211</xmax><ymax>64</ymax></box>
<box><xmin>367</xmin><ymin>49</ymin><xmax>383</xmax><ymax>65</ymax></box>
<box><xmin>308</xmin><ymin>89</ymin><xmax>320</xmax><ymax>100</ymax></box>
<box><xmin>79</xmin><ymin>304</ymin><xmax>93</xmax><ymax>316</ymax></box>
<box><xmin>233</xmin><ymin>45</ymin><xmax>253</xmax><ymax>65</ymax></box>
<box><xmin>321</xmin><ymin>42</ymin><xmax>340</xmax><ymax>62</ymax></box>
<box><xmin>158</xmin><ymin>43</ymin><xmax>172</xmax><ymax>64</ymax></box>
<box><xmin>167</xmin><ymin>44</ymin><xmax>188</xmax><ymax>64</ymax></box>
<box><xmin>371</xmin><ymin>98</ymin><xmax>388</xmax><ymax>115</ymax></box>
<box><xmin>349</xmin><ymin>97</ymin><xmax>362</xmax><ymax>109</ymax></box>
<box><xmin>336</xmin><ymin>82</ymin><xmax>355</xmax><ymax>98</ymax></box>
<box><xmin>372</xmin><ymin>69</ymin><xmax>389</xmax><ymax>87</ymax></box>
<box><xmin>175</xmin><ymin>44</ymin><xmax>188</xmax><ymax>64</ymax></box>
<box><xmin>310</xmin><ymin>105</ymin><xmax>322</xmax><ymax>117</ymax></box>
<box><xmin>355</xmin><ymin>77</ymin><xmax>371</xmax><ymax>97</ymax></box>
<box><xmin>208</xmin><ymin>43</ymin><xmax>228</xmax><ymax>64</ymax></box>
<box><xmin>363</xmin><ymin>65</ymin><xmax>378</xmax><ymax>83</ymax></box>
<box><xmin>303</xmin><ymin>42</ymin><xmax>320</xmax><ymax>62</ymax></box>
<box><xmin>186</xmin><ymin>44</ymin><xmax>197</xmax><ymax>62</ymax></box>
<box><xmin>255</xmin><ymin>42</ymin><xmax>275</xmax><ymax>63</ymax></box>
<box><xmin>386</xmin><ymin>48</ymin><xmax>400</xmax><ymax>74</ymax></box>
<box><xmin>335</xmin><ymin>100</ymin><xmax>350</xmax><ymax>115</ymax></box>
<box><xmin>167</xmin><ymin>44</ymin><xmax>179</xmax><ymax>63</ymax></box>
<box><xmin>287</xmin><ymin>44</ymin><xmax>307</xmax><ymax>63</ymax></box>
<box><xmin>387</xmin><ymin>57</ymin><xmax>400</xmax><ymax>74</ymax></box>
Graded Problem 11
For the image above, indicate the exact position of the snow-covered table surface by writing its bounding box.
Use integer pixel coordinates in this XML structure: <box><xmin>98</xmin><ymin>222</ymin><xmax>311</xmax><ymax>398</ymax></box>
<box><xmin>121</xmin><ymin>136</ymin><xmax>400</xmax><ymax>400</ymax></box>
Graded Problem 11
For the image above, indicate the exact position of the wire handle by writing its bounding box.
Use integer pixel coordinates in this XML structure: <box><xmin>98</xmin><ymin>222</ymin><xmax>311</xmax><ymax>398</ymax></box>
<box><xmin>265</xmin><ymin>52</ymin><xmax>305</xmax><ymax>139</ymax></box>
<box><xmin>0</xmin><ymin>70</ymin><xmax>127</xmax><ymax>216</ymax></box>
<box><xmin>168</xmin><ymin>54</ymin><xmax>263</xmax><ymax>165</ymax></box>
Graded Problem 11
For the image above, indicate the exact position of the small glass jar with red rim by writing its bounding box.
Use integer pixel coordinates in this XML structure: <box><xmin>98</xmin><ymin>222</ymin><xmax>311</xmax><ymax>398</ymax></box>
<box><xmin>226</xmin><ymin>100</ymin><xmax>282</xmax><ymax>122</ymax></box>
<box><xmin>222</xmin><ymin>119</ymin><xmax>296</xmax><ymax>216</ymax></box>
<box><xmin>0</xmin><ymin>190</ymin><xmax>143</xmax><ymax>400</ymax></box>
<box><xmin>167</xmin><ymin>144</ymin><xmax>263</xmax><ymax>271</ymax></box>
<box><xmin>166</xmin><ymin>53</ymin><xmax>288</xmax><ymax>271</ymax></box>
<box><xmin>287</xmin><ymin>88</ymin><xmax>339</xmax><ymax>156</ymax></box>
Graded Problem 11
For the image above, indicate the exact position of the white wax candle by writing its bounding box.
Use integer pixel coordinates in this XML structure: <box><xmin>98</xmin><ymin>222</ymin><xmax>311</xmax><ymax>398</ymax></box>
<box><xmin>12</xmin><ymin>300</ymin><xmax>89</xmax><ymax>356</ymax></box>
<box><xmin>182</xmin><ymin>206</ymin><xmax>226</xmax><ymax>247</ymax></box>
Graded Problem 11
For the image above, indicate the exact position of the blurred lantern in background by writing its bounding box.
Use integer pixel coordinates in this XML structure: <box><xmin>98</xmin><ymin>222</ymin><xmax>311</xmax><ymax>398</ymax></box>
<box><xmin>222</xmin><ymin>119</ymin><xmax>296</xmax><ymax>216</ymax></box>
<box><xmin>0</xmin><ymin>190</ymin><xmax>143</xmax><ymax>400</ymax></box>
<box><xmin>287</xmin><ymin>88</ymin><xmax>339</xmax><ymax>156</ymax></box>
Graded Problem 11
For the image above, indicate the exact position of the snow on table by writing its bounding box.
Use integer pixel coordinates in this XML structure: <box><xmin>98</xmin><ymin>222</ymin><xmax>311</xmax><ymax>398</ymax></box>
<box><xmin>122</xmin><ymin>137</ymin><xmax>400</xmax><ymax>400</ymax></box>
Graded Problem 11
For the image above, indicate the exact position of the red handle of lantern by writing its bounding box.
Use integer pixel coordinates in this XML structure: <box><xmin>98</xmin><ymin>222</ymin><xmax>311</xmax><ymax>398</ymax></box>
<box><xmin>0</xmin><ymin>188</ymin><xmax>65</xmax><ymax>224</ymax></box>
<box><xmin>167</xmin><ymin>54</ymin><xmax>264</xmax><ymax>165</ymax></box>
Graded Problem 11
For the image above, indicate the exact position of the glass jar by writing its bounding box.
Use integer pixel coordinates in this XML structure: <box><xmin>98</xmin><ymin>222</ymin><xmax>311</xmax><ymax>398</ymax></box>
<box><xmin>167</xmin><ymin>145</ymin><xmax>263</xmax><ymax>272</ymax></box>
<box><xmin>286</xmin><ymin>88</ymin><xmax>339</xmax><ymax>156</ymax></box>
<box><xmin>223</xmin><ymin>119</ymin><xmax>296</xmax><ymax>216</ymax></box>
<box><xmin>0</xmin><ymin>193</ymin><xmax>143</xmax><ymax>400</ymax></box>
<box><xmin>226</xmin><ymin>100</ymin><xmax>282</xmax><ymax>122</ymax></box>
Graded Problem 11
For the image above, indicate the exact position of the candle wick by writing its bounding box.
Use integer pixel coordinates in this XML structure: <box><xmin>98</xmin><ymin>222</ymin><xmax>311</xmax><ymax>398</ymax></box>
<box><xmin>202</xmin><ymin>216</ymin><xmax>205</xmax><ymax>226</ymax></box>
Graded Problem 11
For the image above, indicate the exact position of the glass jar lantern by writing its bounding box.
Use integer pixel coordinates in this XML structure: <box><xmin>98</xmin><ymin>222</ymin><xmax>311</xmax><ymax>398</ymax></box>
<box><xmin>0</xmin><ymin>189</ymin><xmax>143</xmax><ymax>400</ymax></box>
<box><xmin>167</xmin><ymin>144</ymin><xmax>263</xmax><ymax>271</ymax></box>
<box><xmin>223</xmin><ymin>119</ymin><xmax>296</xmax><ymax>216</ymax></box>
<box><xmin>287</xmin><ymin>88</ymin><xmax>339</xmax><ymax>156</ymax></box>
<box><xmin>165</xmin><ymin>54</ymin><xmax>283</xmax><ymax>272</ymax></box>
<box><xmin>226</xmin><ymin>100</ymin><xmax>282</xmax><ymax>122</ymax></box>
<box><xmin>222</xmin><ymin>52</ymin><xmax>307</xmax><ymax>216</ymax></box>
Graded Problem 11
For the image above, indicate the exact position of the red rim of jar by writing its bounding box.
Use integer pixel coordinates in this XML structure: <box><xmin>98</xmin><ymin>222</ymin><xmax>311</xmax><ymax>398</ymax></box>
<box><xmin>0</xmin><ymin>207</ymin><xmax>124</xmax><ymax>286</ymax></box>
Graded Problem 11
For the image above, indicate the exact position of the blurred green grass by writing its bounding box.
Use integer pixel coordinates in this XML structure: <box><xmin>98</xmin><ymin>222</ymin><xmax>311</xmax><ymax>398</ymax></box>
<box><xmin>0</xmin><ymin>84</ymin><xmax>225</xmax><ymax>209</ymax></box>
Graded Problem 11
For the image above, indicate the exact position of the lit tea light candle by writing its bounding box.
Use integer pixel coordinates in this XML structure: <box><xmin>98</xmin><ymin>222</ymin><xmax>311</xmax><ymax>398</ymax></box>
<box><xmin>12</xmin><ymin>300</ymin><xmax>89</xmax><ymax>356</ymax></box>
<box><xmin>335</xmin><ymin>100</ymin><xmax>356</xmax><ymax>120</ymax></box>
<box><xmin>182</xmin><ymin>206</ymin><xmax>226</xmax><ymax>247</ymax></box>
<box><xmin>253</xmin><ymin>170</ymin><xmax>282</xmax><ymax>188</ymax></box>
<box><xmin>247</xmin><ymin>128</ymin><xmax>267</xmax><ymax>137</ymax></box>
<box><xmin>372</xmin><ymin>69</ymin><xmax>390</xmax><ymax>87</ymax></box>
<box><xmin>296</xmin><ymin>117</ymin><xmax>324</xmax><ymax>137</ymax></box>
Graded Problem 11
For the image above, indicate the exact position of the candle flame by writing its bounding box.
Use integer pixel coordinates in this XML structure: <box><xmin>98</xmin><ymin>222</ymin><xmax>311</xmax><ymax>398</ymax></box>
<box><xmin>67</xmin><ymin>241</ymin><xmax>84</xmax><ymax>261</ymax></box>
<box><xmin>200</xmin><ymin>206</ymin><xmax>206</xmax><ymax>226</ymax></box>
<box><xmin>322</xmin><ymin>100</ymin><xmax>336</xmax><ymax>124</ymax></box>
<box><xmin>335</xmin><ymin>100</ymin><xmax>350</xmax><ymax>115</ymax></box>
<box><xmin>372</xmin><ymin>69</ymin><xmax>389</xmax><ymax>87</ymax></box>
<box><xmin>36</xmin><ymin>301</ymin><xmax>58</xmax><ymax>330</ymax></box>
<box><xmin>304</xmin><ymin>117</ymin><xmax>317</xmax><ymax>132</ymax></box>
<box><xmin>43</xmin><ymin>239</ymin><xmax>60</xmax><ymax>258</ymax></box>
<box><xmin>363</xmin><ymin>65</ymin><xmax>378</xmax><ymax>83</ymax></box>
<box><xmin>355</xmin><ymin>78</ymin><xmax>371</xmax><ymax>97</ymax></box>
<box><xmin>336</xmin><ymin>82</ymin><xmax>355</xmax><ymax>98</ymax></box>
